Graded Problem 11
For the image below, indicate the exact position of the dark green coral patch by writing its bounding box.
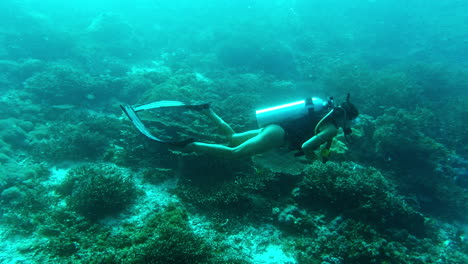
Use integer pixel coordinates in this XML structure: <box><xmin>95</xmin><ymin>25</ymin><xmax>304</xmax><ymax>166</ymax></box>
<box><xmin>174</xmin><ymin>155</ymin><xmax>278</xmax><ymax>218</ymax></box>
<box><xmin>23</xmin><ymin>64</ymin><xmax>97</xmax><ymax>105</ymax></box>
<box><xmin>0</xmin><ymin>118</ymin><xmax>33</xmax><ymax>148</ymax></box>
<box><xmin>128</xmin><ymin>204</ymin><xmax>214</xmax><ymax>264</ymax></box>
<box><xmin>29</xmin><ymin>114</ymin><xmax>121</xmax><ymax>163</ymax></box>
<box><xmin>59</xmin><ymin>163</ymin><xmax>138</xmax><ymax>221</ymax></box>
<box><xmin>298</xmin><ymin>161</ymin><xmax>426</xmax><ymax>236</ymax></box>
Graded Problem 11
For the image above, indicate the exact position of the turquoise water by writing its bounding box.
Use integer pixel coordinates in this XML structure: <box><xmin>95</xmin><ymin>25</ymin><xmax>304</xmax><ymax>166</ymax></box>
<box><xmin>0</xmin><ymin>0</ymin><xmax>467</xmax><ymax>263</ymax></box>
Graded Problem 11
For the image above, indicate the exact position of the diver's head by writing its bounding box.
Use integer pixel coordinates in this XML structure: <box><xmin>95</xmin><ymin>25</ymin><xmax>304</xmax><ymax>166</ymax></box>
<box><xmin>335</xmin><ymin>93</ymin><xmax>358</xmax><ymax>140</ymax></box>
<box><xmin>340</xmin><ymin>93</ymin><xmax>359</xmax><ymax>121</ymax></box>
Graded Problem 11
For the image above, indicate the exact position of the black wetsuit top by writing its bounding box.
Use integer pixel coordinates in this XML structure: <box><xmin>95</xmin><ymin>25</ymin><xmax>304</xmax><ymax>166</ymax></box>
<box><xmin>278</xmin><ymin>108</ymin><xmax>326</xmax><ymax>151</ymax></box>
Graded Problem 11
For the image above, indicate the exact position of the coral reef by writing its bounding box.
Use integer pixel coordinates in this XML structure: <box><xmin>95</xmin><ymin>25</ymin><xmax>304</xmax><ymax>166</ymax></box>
<box><xmin>372</xmin><ymin>108</ymin><xmax>468</xmax><ymax>219</ymax></box>
<box><xmin>123</xmin><ymin>204</ymin><xmax>215</xmax><ymax>264</ymax></box>
<box><xmin>297</xmin><ymin>161</ymin><xmax>426</xmax><ymax>235</ymax></box>
<box><xmin>23</xmin><ymin>64</ymin><xmax>98</xmax><ymax>105</ymax></box>
<box><xmin>373</xmin><ymin>108</ymin><xmax>449</xmax><ymax>171</ymax></box>
<box><xmin>0</xmin><ymin>162</ymin><xmax>51</xmax><ymax>236</ymax></box>
<box><xmin>174</xmin><ymin>155</ymin><xmax>268</xmax><ymax>215</ymax></box>
<box><xmin>291</xmin><ymin>216</ymin><xmax>467</xmax><ymax>264</ymax></box>
<box><xmin>1</xmin><ymin>1</ymin><xmax>467</xmax><ymax>263</ymax></box>
<box><xmin>30</xmin><ymin>122</ymin><xmax>109</xmax><ymax>162</ymax></box>
<box><xmin>58</xmin><ymin>163</ymin><xmax>137</xmax><ymax>220</ymax></box>
<box><xmin>0</xmin><ymin>59</ymin><xmax>44</xmax><ymax>87</ymax></box>
<box><xmin>0</xmin><ymin>118</ymin><xmax>32</xmax><ymax>149</ymax></box>
<box><xmin>43</xmin><ymin>203</ymin><xmax>241</xmax><ymax>263</ymax></box>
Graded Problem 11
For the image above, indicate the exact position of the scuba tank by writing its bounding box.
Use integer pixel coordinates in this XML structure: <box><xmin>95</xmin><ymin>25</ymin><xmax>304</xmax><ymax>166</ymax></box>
<box><xmin>255</xmin><ymin>97</ymin><xmax>333</xmax><ymax>128</ymax></box>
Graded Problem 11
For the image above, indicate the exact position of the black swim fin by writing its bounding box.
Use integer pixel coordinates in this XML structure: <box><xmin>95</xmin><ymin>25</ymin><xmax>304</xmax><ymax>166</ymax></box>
<box><xmin>120</xmin><ymin>103</ymin><xmax>195</xmax><ymax>147</ymax></box>
<box><xmin>133</xmin><ymin>101</ymin><xmax>209</xmax><ymax>112</ymax></box>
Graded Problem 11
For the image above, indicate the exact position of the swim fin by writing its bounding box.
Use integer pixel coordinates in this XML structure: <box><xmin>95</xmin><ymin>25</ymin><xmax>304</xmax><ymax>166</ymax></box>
<box><xmin>120</xmin><ymin>102</ymin><xmax>205</xmax><ymax>147</ymax></box>
<box><xmin>133</xmin><ymin>101</ymin><xmax>209</xmax><ymax>112</ymax></box>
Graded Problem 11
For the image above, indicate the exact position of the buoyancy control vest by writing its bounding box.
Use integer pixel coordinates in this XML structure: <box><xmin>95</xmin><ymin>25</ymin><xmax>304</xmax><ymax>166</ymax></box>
<box><xmin>255</xmin><ymin>97</ymin><xmax>334</xmax><ymax>150</ymax></box>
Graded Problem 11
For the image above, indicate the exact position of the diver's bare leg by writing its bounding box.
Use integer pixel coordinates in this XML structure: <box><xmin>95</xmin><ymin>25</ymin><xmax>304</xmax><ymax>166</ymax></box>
<box><xmin>230</xmin><ymin>129</ymin><xmax>263</xmax><ymax>146</ymax></box>
<box><xmin>203</xmin><ymin>108</ymin><xmax>235</xmax><ymax>138</ymax></box>
<box><xmin>188</xmin><ymin>125</ymin><xmax>285</xmax><ymax>159</ymax></box>
<box><xmin>203</xmin><ymin>108</ymin><xmax>263</xmax><ymax>146</ymax></box>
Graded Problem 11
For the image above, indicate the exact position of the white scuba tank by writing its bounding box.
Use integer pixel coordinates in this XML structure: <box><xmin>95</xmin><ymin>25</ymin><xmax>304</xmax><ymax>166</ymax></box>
<box><xmin>255</xmin><ymin>97</ymin><xmax>329</xmax><ymax>128</ymax></box>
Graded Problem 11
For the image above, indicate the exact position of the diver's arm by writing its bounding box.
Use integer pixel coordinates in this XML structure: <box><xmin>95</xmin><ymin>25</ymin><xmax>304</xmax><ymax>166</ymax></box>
<box><xmin>301</xmin><ymin>123</ymin><xmax>338</xmax><ymax>155</ymax></box>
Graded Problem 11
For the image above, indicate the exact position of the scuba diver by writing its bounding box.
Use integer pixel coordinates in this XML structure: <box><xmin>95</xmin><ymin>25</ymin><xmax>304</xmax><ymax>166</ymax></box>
<box><xmin>121</xmin><ymin>94</ymin><xmax>359</xmax><ymax>162</ymax></box>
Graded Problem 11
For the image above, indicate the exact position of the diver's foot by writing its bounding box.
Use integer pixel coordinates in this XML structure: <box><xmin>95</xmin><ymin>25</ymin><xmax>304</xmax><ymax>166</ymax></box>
<box><xmin>182</xmin><ymin>142</ymin><xmax>196</xmax><ymax>152</ymax></box>
<box><xmin>185</xmin><ymin>103</ymin><xmax>210</xmax><ymax>111</ymax></box>
<box><xmin>202</xmin><ymin>107</ymin><xmax>218</xmax><ymax>119</ymax></box>
<box><xmin>168</xmin><ymin>142</ymin><xmax>197</xmax><ymax>156</ymax></box>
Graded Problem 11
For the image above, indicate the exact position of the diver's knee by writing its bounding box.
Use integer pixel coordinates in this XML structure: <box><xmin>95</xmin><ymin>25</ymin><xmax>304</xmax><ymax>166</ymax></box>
<box><xmin>263</xmin><ymin>125</ymin><xmax>285</xmax><ymax>145</ymax></box>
